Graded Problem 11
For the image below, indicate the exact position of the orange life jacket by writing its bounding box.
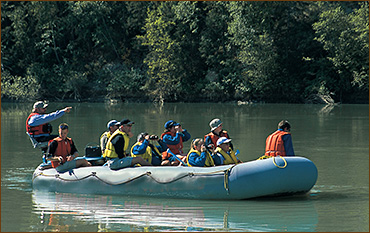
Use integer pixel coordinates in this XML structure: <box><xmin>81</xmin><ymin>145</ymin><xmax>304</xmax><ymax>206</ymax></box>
<box><xmin>26</xmin><ymin>113</ymin><xmax>52</xmax><ymax>136</ymax></box>
<box><xmin>265</xmin><ymin>130</ymin><xmax>290</xmax><ymax>157</ymax></box>
<box><xmin>50</xmin><ymin>137</ymin><xmax>73</xmax><ymax>168</ymax></box>
<box><xmin>204</xmin><ymin>130</ymin><xmax>229</xmax><ymax>146</ymax></box>
<box><xmin>161</xmin><ymin>131</ymin><xmax>183</xmax><ymax>160</ymax></box>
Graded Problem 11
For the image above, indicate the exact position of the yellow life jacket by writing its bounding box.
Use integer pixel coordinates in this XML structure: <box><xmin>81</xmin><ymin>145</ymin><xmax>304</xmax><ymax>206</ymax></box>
<box><xmin>100</xmin><ymin>131</ymin><xmax>112</xmax><ymax>151</ymax></box>
<box><xmin>103</xmin><ymin>130</ymin><xmax>130</xmax><ymax>158</ymax></box>
<box><xmin>215</xmin><ymin>147</ymin><xmax>240</xmax><ymax>165</ymax></box>
<box><xmin>100</xmin><ymin>131</ymin><xmax>112</xmax><ymax>141</ymax></box>
<box><xmin>130</xmin><ymin>141</ymin><xmax>162</xmax><ymax>165</ymax></box>
<box><xmin>186</xmin><ymin>148</ymin><xmax>215</xmax><ymax>167</ymax></box>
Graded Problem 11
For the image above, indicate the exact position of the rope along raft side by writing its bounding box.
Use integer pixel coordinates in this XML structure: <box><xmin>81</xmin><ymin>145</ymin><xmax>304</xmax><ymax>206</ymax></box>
<box><xmin>33</xmin><ymin>165</ymin><xmax>237</xmax><ymax>193</ymax></box>
<box><xmin>257</xmin><ymin>155</ymin><xmax>288</xmax><ymax>169</ymax></box>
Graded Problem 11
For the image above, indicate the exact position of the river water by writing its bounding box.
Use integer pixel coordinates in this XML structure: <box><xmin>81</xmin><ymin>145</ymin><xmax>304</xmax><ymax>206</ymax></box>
<box><xmin>1</xmin><ymin>102</ymin><xmax>368</xmax><ymax>232</ymax></box>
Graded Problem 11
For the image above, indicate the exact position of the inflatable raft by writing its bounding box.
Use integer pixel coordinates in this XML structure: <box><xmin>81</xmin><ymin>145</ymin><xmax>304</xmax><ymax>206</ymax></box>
<box><xmin>32</xmin><ymin>156</ymin><xmax>318</xmax><ymax>200</ymax></box>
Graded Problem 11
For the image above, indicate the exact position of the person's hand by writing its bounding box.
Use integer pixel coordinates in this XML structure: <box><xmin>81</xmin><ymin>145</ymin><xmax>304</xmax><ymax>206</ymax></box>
<box><xmin>201</xmin><ymin>145</ymin><xmax>207</xmax><ymax>152</ymax></box>
<box><xmin>175</xmin><ymin>125</ymin><xmax>183</xmax><ymax>133</ymax></box>
<box><xmin>62</xmin><ymin>107</ymin><xmax>72</xmax><ymax>113</ymax></box>
<box><xmin>145</xmin><ymin>135</ymin><xmax>150</xmax><ymax>140</ymax></box>
<box><xmin>67</xmin><ymin>155</ymin><xmax>74</xmax><ymax>161</ymax></box>
<box><xmin>208</xmin><ymin>144</ymin><xmax>215</xmax><ymax>153</ymax></box>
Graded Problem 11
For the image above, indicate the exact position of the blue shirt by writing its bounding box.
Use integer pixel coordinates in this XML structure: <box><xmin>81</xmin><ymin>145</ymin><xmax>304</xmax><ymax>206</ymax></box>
<box><xmin>188</xmin><ymin>151</ymin><xmax>224</xmax><ymax>167</ymax></box>
<box><xmin>187</xmin><ymin>151</ymin><xmax>208</xmax><ymax>167</ymax></box>
<box><xmin>273</xmin><ymin>129</ymin><xmax>295</xmax><ymax>156</ymax></box>
<box><xmin>213</xmin><ymin>151</ymin><xmax>241</xmax><ymax>165</ymax></box>
<box><xmin>28</xmin><ymin>110</ymin><xmax>66</xmax><ymax>137</ymax></box>
<box><xmin>132</xmin><ymin>139</ymin><xmax>167</xmax><ymax>155</ymax></box>
<box><xmin>281</xmin><ymin>131</ymin><xmax>295</xmax><ymax>156</ymax></box>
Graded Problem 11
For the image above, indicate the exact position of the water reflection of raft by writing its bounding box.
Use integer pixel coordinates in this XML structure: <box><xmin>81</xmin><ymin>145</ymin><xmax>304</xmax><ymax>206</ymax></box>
<box><xmin>32</xmin><ymin>156</ymin><xmax>318</xmax><ymax>200</ymax></box>
<box><xmin>32</xmin><ymin>190</ymin><xmax>319</xmax><ymax>231</ymax></box>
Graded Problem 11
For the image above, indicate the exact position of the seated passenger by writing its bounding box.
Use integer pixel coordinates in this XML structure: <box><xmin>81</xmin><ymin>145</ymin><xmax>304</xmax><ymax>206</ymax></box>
<box><xmin>131</xmin><ymin>132</ymin><xmax>167</xmax><ymax>166</ymax></box>
<box><xmin>204</xmin><ymin>118</ymin><xmax>233</xmax><ymax>151</ymax></box>
<box><xmin>265</xmin><ymin>120</ymin><xmax>295</xmax><ymax>157</ymax></box>
<box><xmin>213</xmin><ymin>137</ymin><xmax>242</xmax><ymax>165</ymax></box>
<box><xmin>100</xmin><ymin>119</ymin><xmax>120</xmax><ymax>153</ymax></box>
<box><xmin>103</xmin><ymin>118</ymin><xmax>151</xmax><ymax>170</ymax></box>
<box><xmin>160</xmin><ymin>120</ymin><xmax>191</xmax><ymax>166</ymax></box>
<box><xmin>47</xmin><ymin>123</ymin><xmax>91</xmax><ymax>173</ymax></box>
<box><xmin>186</xmin><ymin>138</ymin><xmax>215</xmax><ymax>167</ymax></box>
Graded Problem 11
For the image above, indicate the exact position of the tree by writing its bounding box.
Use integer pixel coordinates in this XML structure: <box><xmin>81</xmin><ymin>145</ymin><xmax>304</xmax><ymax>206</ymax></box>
<box><xmin>138</xmin><ymin>3</ymin><xmax>179</xmax><ymax>103</ymax></box>
<box><xmin>228</xmin><ymin>2</ymin><xmax>280</xmax><ymax>102</ymax></box>
<box><xmin>1</xmin><ymin>1</ymin><xmax>368</xmax><ymax>103</ymax></box>
<box><xmin>313</xmin><ymin>2</ymin><xmax>369</xmax><ymax>102</ymax></box>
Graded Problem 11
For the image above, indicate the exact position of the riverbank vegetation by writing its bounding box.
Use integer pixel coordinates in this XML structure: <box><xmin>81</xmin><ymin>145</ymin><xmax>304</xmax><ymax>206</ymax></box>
<box><xmin>1</xmin><ymin>1</ymin><xmax>368</xmax><ymax>103</ymax></box>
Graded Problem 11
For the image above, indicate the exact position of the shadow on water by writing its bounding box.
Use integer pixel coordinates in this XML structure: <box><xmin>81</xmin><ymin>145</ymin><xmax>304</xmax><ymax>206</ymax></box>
<box><xmin>31</xmin><ymin>190</ymin><xmax>319</xmax><ymax>232</ymax></box>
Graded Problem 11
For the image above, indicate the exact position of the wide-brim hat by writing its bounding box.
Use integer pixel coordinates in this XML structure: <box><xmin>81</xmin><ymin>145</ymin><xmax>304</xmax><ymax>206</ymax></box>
<box><xmin>33</xmin><ymin>101</ymin><xmax>48</xmax><ymax>109</ymax></box>
<box><xmin>210</xmin><ymin>118</ymin><xmax>222</xmax><ymax>131</ymax></box>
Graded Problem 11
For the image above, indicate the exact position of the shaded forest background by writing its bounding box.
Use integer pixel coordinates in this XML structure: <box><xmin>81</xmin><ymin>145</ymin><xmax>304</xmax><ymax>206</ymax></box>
<box><xmin>1</xmin><ymin>1</ymin><xmax>368</xmax><ymax>103</ymax></box>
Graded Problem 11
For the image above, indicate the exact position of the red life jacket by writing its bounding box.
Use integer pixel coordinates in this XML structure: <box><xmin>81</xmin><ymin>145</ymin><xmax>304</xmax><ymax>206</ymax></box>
<box><xmin>265</xmin><ymin>130</ymin><xmax>290</xmax><ymax>157</ymax></box>
<box><xmin>50</xmin><ymin>137</ymin><xmax>73</xmax><ymax>168</ymax></box>
<box><xmin>204</xmin><ymin>130</ymin><xmax>229</xmax><ymax>146</ymax></box>
<box><xmin>161</xmin><ymin>131</ymin><xmax>183</xmax><ymax>160</ymax></box>
<box><xmin>26</xmin><ymin>113</ymin><xmax>52</xmax><ymax>136</ymax></box>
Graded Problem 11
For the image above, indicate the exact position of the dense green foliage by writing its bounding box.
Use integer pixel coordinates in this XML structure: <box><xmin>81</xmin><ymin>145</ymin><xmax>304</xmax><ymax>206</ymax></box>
<box><xmin>1</xmin><ymin>1</ymin><xmax>368</xmax><ymax>103</ymax></box>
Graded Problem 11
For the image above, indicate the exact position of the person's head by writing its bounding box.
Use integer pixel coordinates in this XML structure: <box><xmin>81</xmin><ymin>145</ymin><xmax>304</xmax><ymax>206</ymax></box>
<box><xmin>210</xmin><ymin>118</ymin><xmax>222</xmax><ymax>133</ymax></box>
<box><xmin>107</xmin><ymin>120</ymin><xmax>120</xmax><ymax>133</ymax></box>
<box><xmin>164</xmin><ymin>120</ymin><xmax>180</xmax><ymax>133</ymax></box>
<box><xmin>137</xmin><ymin>132</ymin><xmax>149</xmax><ymax>142</ymax></box>
<box><xmin>58</xmin><ymin>123</ymin><xmax>69</xmax><ymax>140</ymax></box>
<box><xmin>191</xmin><ymin>138</ymin><xmax>204</xmax><ymax>151</ymax></box>
<box><xmin>217</xmin><ymin>137</ymin><xmax>232</xmax><ymax>152</ymax></box>
<box><xmin>33</xmin><ymin>101</ymin><xmax>48</xmax><ymax>114</ymax></box>
<box><xmin>119</xmin><ymin>118</ymin><xmax>134</xmax><ymax>133</ymax></box>
<box><xmin>278</xmin><ymin>120</ymin><xmax>291</xmax><ymax>132</ymax></box>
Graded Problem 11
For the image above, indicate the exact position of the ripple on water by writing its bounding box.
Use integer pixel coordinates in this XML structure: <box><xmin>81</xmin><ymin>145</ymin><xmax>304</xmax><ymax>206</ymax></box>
<box><xmin>1</xmin><ymin>167</ymin><xmax>34</xmax><ymax>192</ymax></box>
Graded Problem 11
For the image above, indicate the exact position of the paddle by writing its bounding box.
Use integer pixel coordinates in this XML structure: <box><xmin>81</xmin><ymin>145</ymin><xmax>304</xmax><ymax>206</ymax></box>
<box><xmin>166</xmin><ymin>149</ymin><xmax>187</xmax><ymax>166</ymax></box>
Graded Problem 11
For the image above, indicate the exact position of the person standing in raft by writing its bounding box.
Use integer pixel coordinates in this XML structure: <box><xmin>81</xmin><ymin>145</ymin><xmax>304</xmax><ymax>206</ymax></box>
<box><xmin>213</xmin><ymin>137</ymin><xmax>242</xmax><ymax>165</ymax></box>
<box><xmin>100</xmin><ymin>119</ymin><xmax>120</xmax><ymax>153</ymax></box>
<box><xmin>47</xmin><ymin>123</ymin><xmax>91</xmax><ymax>173</ymax></box>
<box><xmin>186</xmin><ymin>138</ymin><xmax>216</xmax><ymax>167</ymax></box>
<box><xmin>265</xmin><ymin>120</ymin><xmax>295</xmax><ymax>157</ymax></box>
<box><xmin>204</xmin><ymin>118</ymin><xmax>233</xmax><ymax>152</ymax></box>
<box><xmin>131</xmin><ymin>132</ymin><xmax>167</xmax><ymax>166</ymax></box>
<box><xmin>26</xmin><ymin>101</ymin><xmax>72</xmax><ymax>146</ymax></box>
<box><xmin>160</xmin><ymin>120</ymin><xmax>191</xmax><ymax>166</ymax></box>
<box><xmin>103</xmin><ymin>119</ymin><xmax>151</xmax><ymax>170</ymax></box>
